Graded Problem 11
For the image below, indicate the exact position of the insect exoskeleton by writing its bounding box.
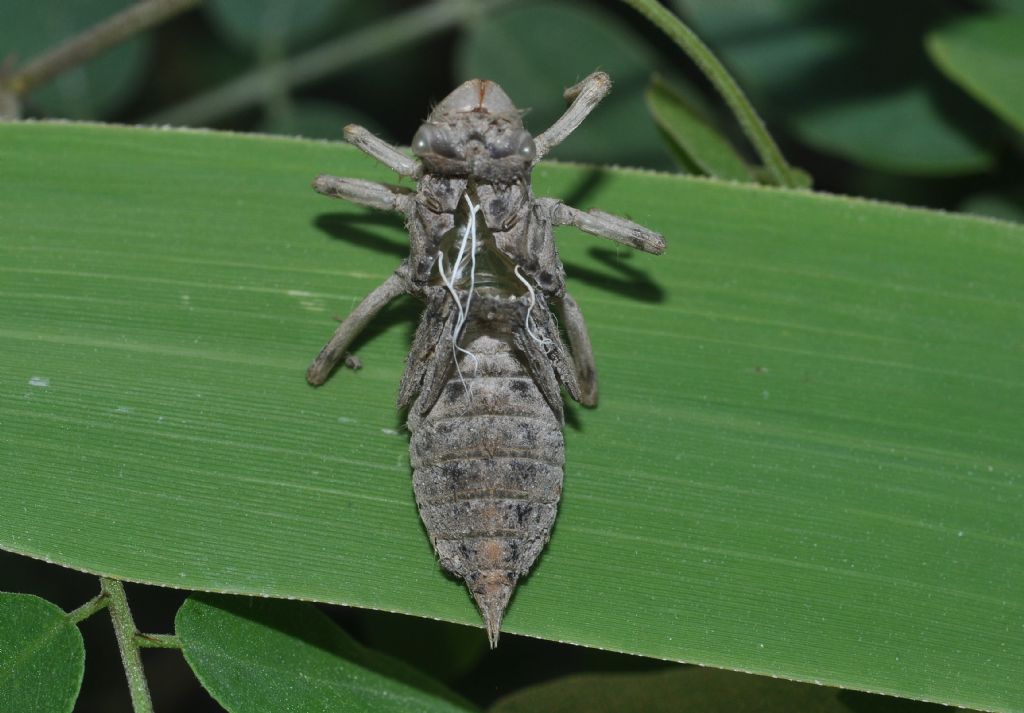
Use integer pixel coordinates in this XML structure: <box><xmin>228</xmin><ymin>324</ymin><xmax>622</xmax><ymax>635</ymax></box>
<box><xmin>307</xmin><ymin>72</ymin><xmax>664</xmax><ymax>647</ymax></box>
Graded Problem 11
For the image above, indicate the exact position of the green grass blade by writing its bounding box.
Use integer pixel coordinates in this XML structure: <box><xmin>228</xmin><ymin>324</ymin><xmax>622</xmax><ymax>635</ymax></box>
<box><xmin>619</xmin><ymin>0</ymin><xmax>798</xmax><ymax>186</ymax></box>
<box><xmin>0</xmin><ymin>122</ymin><xmax>1022</xmax><ymax>711</ymax></box>
<box><xmin>927</xmin><ymin>14</ymin><xmax>1024</xmax><ymax>134</ymax></box>
<box><xmin>645</xmin><ymin>75</ymin><xmax>755</xmax><ymax>183</ymax></box>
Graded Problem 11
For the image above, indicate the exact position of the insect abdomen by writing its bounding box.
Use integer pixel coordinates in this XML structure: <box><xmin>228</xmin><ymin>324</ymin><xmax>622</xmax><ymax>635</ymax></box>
<box><xmin>409</xmin><ymin>332</ymin><xmax>563</xmax><ymax>646</ymax></box>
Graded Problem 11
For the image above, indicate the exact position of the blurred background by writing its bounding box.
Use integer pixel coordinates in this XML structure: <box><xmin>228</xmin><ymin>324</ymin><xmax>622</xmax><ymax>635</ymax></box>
<box><xmin>3</xmin><ymin>0</ymin><xmax>1022</xmax><ymax>216</ymax></box>
<box><xmin>2</xmin><ymin>0</ymin><xmax>1020</xmax><ymax>710</ymax></box>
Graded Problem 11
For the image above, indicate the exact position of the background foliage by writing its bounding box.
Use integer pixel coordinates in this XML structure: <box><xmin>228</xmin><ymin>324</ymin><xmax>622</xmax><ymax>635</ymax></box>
<box><xmin>1</xmin><ymin>1</ymin><xmax>1022</xmax><ymax>712</ymax></box>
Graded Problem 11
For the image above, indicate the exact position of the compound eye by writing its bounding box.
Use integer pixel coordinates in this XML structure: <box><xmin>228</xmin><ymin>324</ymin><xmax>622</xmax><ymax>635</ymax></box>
<box><xmin>514</xmin><ymin>130</ymin><xmax>536</xmax><ymax>162</ymax></box>
<box><xmin>412</xmin><ymin>124</ymin><xmax>457</xmax><ymax>157</ymax></box>
<box><xmin>411</xmin><ymin>124</ymin><xmax>435</xmax><ymax>156</ymax></box>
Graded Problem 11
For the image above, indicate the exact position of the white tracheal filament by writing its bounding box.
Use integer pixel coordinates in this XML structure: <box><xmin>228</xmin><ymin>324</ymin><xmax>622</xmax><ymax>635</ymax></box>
<box><xmin>436</xmin><ymin>194</ymin><xmax>482</xmax><ymax>390</ymax></box>
<box><xmin>514</xmin><ymin>264</ymin><xmax>554</xmax><ymax>354</ymax></box>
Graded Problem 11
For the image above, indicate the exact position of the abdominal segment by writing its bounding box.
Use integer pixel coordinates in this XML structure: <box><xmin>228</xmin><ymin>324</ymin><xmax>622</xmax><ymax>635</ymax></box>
<box><xmin>409</xmin><ymin>332</ymin><xmax>564</xmax><ymax>646</ymax></box>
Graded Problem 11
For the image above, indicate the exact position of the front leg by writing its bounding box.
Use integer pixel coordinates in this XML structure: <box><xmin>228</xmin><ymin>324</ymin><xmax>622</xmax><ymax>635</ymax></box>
<box><xmin>307</xmin><ymin>270</ymin><xmax>410</xmax><ymax>386</ymax></box>
<box><xmin>344</xmin><ymin>124</ymin><xmax>423</xmax><ymax>179</ymax></box>
<box><xmin>313</xmin><ymin>175</ymin><xmax>414</xmax><ymax>214</ymax></box>
<box><xmin>533</xmin><ymin>72</ymin><xmax>612</xmax><ymax>160</ymax></box>
<box><xmin>545</xmin><ymin>199</ymin><xmax>666</xmax><ymax>255</ymax></box>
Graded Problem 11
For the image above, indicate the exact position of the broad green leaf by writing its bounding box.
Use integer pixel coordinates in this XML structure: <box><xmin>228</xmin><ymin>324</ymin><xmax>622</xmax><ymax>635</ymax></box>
<box><xmin>177</xmin><ymin>594</ymin><xmax>474</xmax><ymax>712</ymax></box>
<box><xmin>792</xmin><ymin>84</ymin><xmax>993</xmax><ymax>175</ymax></box>
<box><xmin>0</xmin><ymin>593</ymin><xmax>85</xmax><ymax>713</ymax></box>
<box><xmin>1</xmin><ymin>0</ymin><xmax>149</xmax><ymax>119</ymax></box>
<box><xmin>205</xmin><ymin>0</ymin><xmax>349</xmax><ymax>52</ymax></box>
<box><xmin>0</xmin><ymin>123</ymin><xmax>1023</xmax><ymax>712</ymax></box>
<box><xmin>645</xmin><ymin>75</ymin><xmax>755</xmax><ymax>182</ymax></box>
<box><xmin>927</xmin><ymin>14</ymin><xmax>1024</xmax><ymax>134</ymax></box>
<box><xmin>673</xmin><ymin>0</ymin><xmax>996</xmax><ymax>175</ymax></box>
<box><xmin>488</xmin><ymin>666</ymin><xmax>950</xmax><ymax>713</ymax></box>
<box><xmin>457</xmin><ymin>1</ymin><xmax>672</xmax><ymax>168</ymax></box>
<box><xmin>674</xmin><ymin>0</ymin><xmax>843</xmax><ymax>80</ymax></box>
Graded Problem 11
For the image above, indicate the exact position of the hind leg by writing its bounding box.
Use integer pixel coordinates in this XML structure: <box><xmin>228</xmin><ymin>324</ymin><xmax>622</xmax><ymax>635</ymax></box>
<box><xmin>556</xmin><ymin>292</ymin><xmax>599</xmax><ymax>407</ymax></box>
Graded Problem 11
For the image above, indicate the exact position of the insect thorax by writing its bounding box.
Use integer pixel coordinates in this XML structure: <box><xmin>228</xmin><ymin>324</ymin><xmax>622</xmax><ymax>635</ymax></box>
<box><xmin>409</xmin><ymin>174</ymin><xmax>561</xmax><ymax>294</ymax></box>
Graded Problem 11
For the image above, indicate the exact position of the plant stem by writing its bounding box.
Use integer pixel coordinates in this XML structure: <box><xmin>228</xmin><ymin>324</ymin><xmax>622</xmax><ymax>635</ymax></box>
<box><xmin>66</xmin><ymin>590</ymin><xmax>110</xmax><ymax>624</ymax></box>
<box><xmin>135</xmin><ymin>633</ymin><xmax>183</xmax><ymax>649</ymax></box>
<box><xmin>102</xmin><ymin>578</ymin><xmax>155</xmax><ymax>713</ymax></box>
<box><xmin>144</xmin><ymin>0</ymin><xmax>505</xmax><ymax>127</ymax></box>
<box><xmin>618</xmin><ymin>0</ymin><xmax>798</xmax><ymax>187</ymax></box>
<box><xmin>3</xmin><ymin>0</ymin><xmax>202</xmax><ymax>98</ymax></box>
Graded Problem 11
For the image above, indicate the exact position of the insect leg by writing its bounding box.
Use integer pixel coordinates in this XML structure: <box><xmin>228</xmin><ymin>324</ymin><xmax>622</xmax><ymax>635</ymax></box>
<box><xmin>547</xmin><ymin>200</ymin><xmax>666</xmax><ymax>255</ymax></box>
<box><xmin>555</xmin><ymin>292</ymin><xmax>599</xmax><ymax>407</ymax></box>
<box><xmin>533</xmin><ymin>71</ymin><xmax>612</xmax><ymax>160</ymax></box>
<box><xmin>344</xmin><ymin>124</ymin><xmax>423</xmax><ymax>179</ymax></box>
<box><xmin>307</xmin><ymin>272</ymin><xmax>409</xmax><ymax>386</ymax></box>
<box><xmin>313</xmin><ymin>175</ymin><xmax>414</xmax><ymax>214</ymax></box>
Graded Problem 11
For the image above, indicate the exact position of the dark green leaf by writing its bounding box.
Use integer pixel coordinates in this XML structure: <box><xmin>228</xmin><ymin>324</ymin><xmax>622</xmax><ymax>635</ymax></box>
<box><xmin>259</xmin><ymin>100</ymin><xmax>383</xmax><ymax>141</ymax></box>
<box><xmin>645</xmin><ymin>75</ymin><xmax>755</xmax><ymax>182</ymax></box>
<box><xmin>674</xmin><ymin>0</ymin><xmax>996</xmax><ymax>174</ymax></box>
<box><xmin>204</xmin><ymin>0</ymin><xmax>349</xmax><ymax>52</ymax></box>
<box><xmin>177</xmin><ymin>594</ymin><xmax>474</xmax><ymax>713</ymax></box>
<box><xmin>0</xmin><ymin>593</ymin><xmax>85</xmax><ymax>713</ymax></box>
<box><xmin>927</xmin><ymin>14</ymin><xmax>1024</xmax><ymax>133</ymax></box>
<box><xmin>457</xmin><ymin>0</ymin><xmax>670</xmax><ymax>168</ymax></box>
<box><xmin>960</xmin><ymin>188</ymin><xmax>1024</xmax><ymax>222</ymax></box>
<box><xmin>1</xmin><ymin>0</ymin><xmax>149</xmax><ymax>119</ymax></box>
<box><xmin>356</xmin><ymin>611</ymin><xmax>488</xmax><ymax>684</ymax></box>
<box><xmin>0</xmin><ymin>123</ymin><xmax>1022</xmax><ymax>711</ymax></box>
<box><xmin>792</xmin><ymin>84</ymin><xmax>993</xmax><ymax>174</ymax></box>
<box><xmin>489</xmin><ymin>666</ymin><xmax>931</xmax><ymax>713</ymax></box>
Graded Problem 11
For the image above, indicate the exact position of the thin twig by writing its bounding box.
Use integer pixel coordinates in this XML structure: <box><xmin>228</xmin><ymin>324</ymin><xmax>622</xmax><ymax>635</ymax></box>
<box><xmin>135</xmin><ymin>632</ymin><xmax>183</xmax><ymax>649</ymax></box>
<box><xmin>617</xmin><ymin>0</ymin><xmax>799</xmax><ymax>188</ymax></box>
<box><xmin>102</xmin><ymin>578</ymin><xmax>155</xmax><ymax>713</ymax></box>
<box><xmin>3</xmin><ymin>0</ymin><xmax>203</xmax><ymax>97</ymax></box>
<box><xmin>144</xmin><ymin>0</ymin><xmax>505</xmax><ymax>127</ymax></box>
<box><xmin>66</xmin><ymin>591</ymin><xmax>109</xmax><ymax>624</ymax></box>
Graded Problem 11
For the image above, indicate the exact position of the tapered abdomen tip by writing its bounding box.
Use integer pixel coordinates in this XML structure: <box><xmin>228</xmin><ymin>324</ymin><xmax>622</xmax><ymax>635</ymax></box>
<box><xmin>468</xmin><ymin>571</ymin><xmax>516</xmax><ymax>649</ymax></box>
